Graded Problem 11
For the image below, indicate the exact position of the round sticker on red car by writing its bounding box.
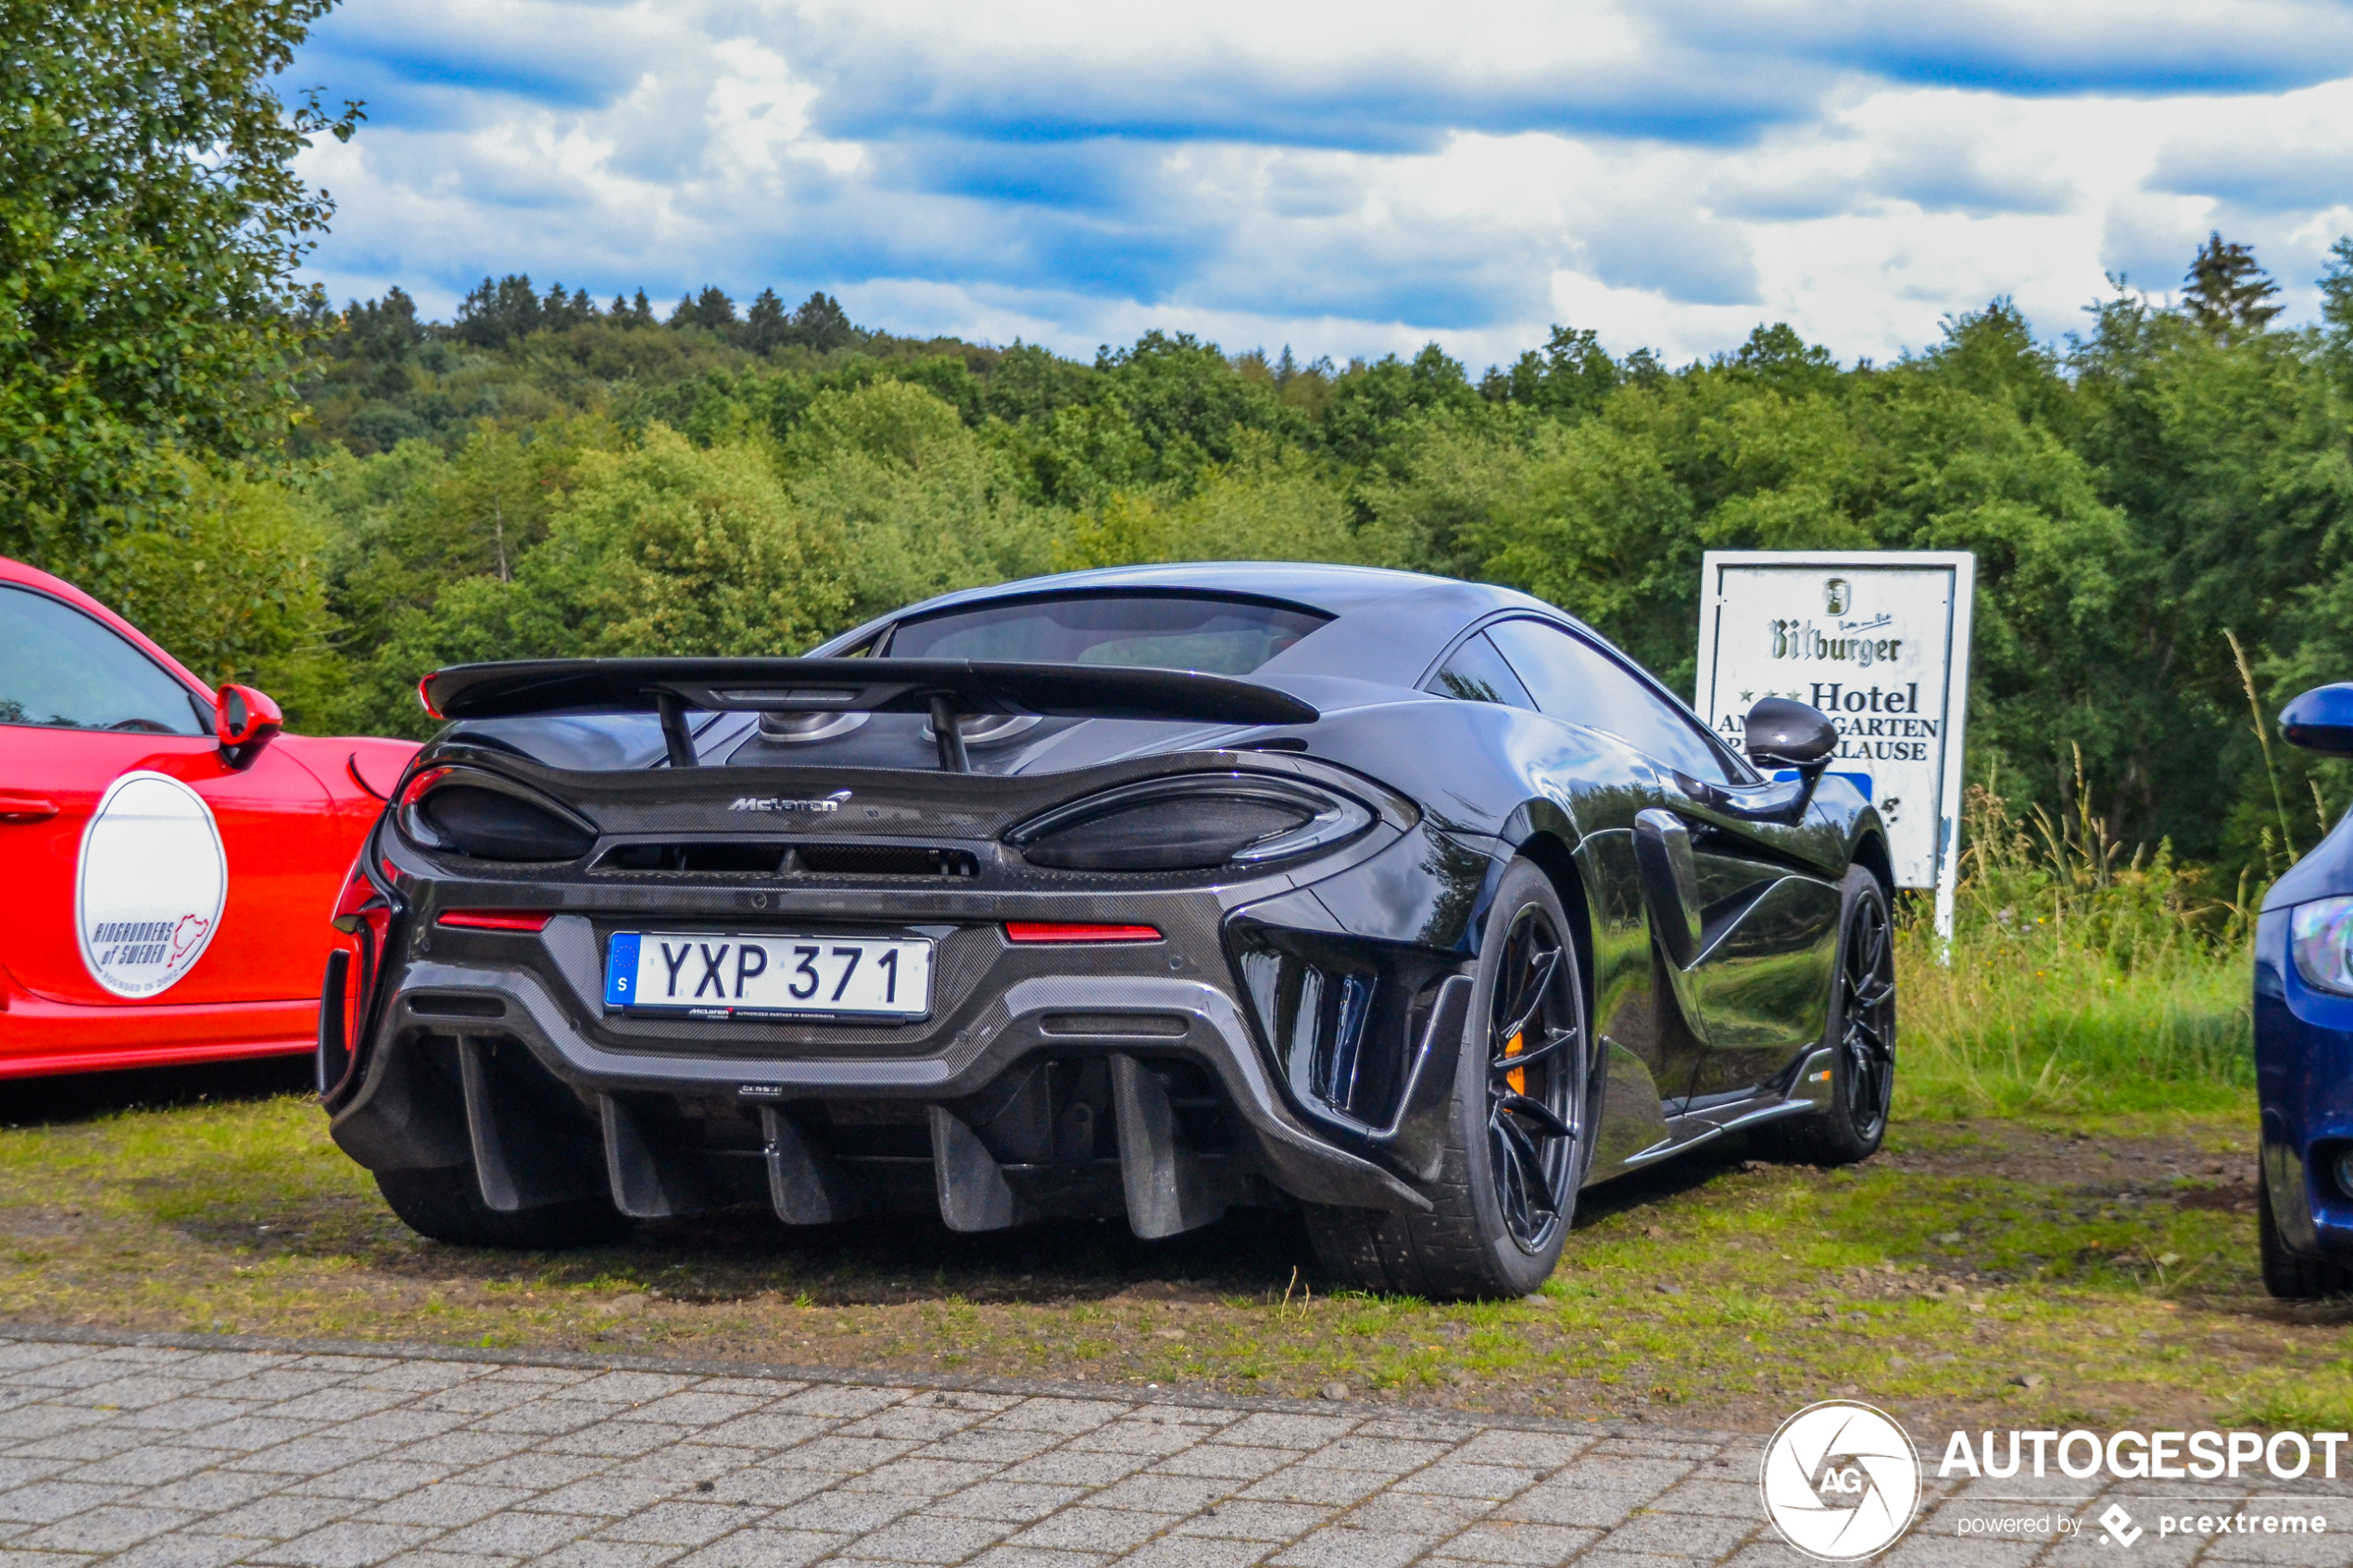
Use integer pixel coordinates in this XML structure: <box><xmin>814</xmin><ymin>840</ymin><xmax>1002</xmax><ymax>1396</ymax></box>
<box><xmin>76</xmin><ymin>771</ymin><xmax>227</xmax><ymax>997</ymax></box>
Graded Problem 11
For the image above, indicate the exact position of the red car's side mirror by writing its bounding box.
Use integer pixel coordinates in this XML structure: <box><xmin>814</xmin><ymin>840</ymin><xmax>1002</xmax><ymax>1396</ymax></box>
<box><xmin>216</xmin><ymin>684</ymin><xmax>283</xmax><ymax>770</ymax></box>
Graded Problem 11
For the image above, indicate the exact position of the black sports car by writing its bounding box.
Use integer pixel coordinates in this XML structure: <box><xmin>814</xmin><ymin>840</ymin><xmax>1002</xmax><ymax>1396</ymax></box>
<box><xmin>321</xmin><ymin>564</ymin><xmax>1895</xmax><ymax>1299</ymax></box>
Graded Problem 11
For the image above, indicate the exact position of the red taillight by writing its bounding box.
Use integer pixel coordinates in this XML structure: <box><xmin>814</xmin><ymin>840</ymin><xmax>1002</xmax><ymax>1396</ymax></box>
<box><xmin>332</xmin><ymin>861</ymin><xmax>378</xmax><ymax>933</ymax></box>
<box><xmin>436</xmin><ymin>909</ymin><xmax>553</xmax><ymax>933</ymax></box>
<box><xmin>397</xmin><ymin>765</ymin><xmax>451</xmax><ymax>807</ymax></box>
<box><xmin>418</xmin><ymin>673</ymin><xmax>444</xmax><ymax>721</ymax></box>
<box><xmin>1003</xmin><ymin>922</ymin><xmax>1163</xmax><ymax>944</ymax></box>
<box><xmin>326</xmin><ymin>858</ymin><xmax>396</xmax><ymax>1102</ymax></box>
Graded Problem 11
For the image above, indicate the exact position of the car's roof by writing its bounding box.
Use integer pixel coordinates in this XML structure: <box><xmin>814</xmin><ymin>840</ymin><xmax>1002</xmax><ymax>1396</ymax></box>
<box><xmin>874</xmin><ymin>562</ymin><xmax>1520</xmax><ymax>621</ymax></box>
<box><xmin>824</xmin><ymin>562</ymin><xmax>1575</xmax><ymax>691</ymax></box>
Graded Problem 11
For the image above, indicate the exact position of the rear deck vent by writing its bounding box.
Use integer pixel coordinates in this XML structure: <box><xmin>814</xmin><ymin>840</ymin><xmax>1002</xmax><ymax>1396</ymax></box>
<box><xmin>597</xmin><ymin>842</ymin><xmax>789</xmax><ymax>874</ymax></box>
<box><xmin>409</xmin><ymin>993</ymin><xmax>507</xmax><ymax>1019</ymax></box>
<box><xmin>794</xmin><ymin>844</ymin><xmax>978</xmax><ymax>878</ymax></box>
<box><xmin>593</xmin><ymin>841</ymin><xmax>978</xmax><ymax>878</ymax></box>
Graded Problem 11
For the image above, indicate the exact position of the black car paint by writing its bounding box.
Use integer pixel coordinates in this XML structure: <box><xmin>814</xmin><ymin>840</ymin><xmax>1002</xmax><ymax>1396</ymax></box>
<box><xmin>325</xmin><ymin>564</ymin><xmax>1887</xmax><ymax>1241</ymax></box>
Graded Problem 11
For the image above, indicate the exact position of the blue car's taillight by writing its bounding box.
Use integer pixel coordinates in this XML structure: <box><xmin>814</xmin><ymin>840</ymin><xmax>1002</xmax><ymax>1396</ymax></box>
<box><xmin>2292</xmin><ymin>897</ymin><xmax>2353</xmax><ymax>995</ymax></box>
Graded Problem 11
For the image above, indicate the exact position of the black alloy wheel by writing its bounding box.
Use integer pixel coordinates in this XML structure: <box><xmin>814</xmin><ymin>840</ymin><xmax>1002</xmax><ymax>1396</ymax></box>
<box><xmin>1484</xmin><ymin>901</ymin><xmax>1585</xmax><ymax>1254</ymax></box>
<box><xmin>1839</xmin><ymin>884</ymin><xmax>1895</xmax><ymax>1147</ymax></box>
<box><xmin>1755</xmin><ymin>868</ymin><xmax>1896</xmax><ymax>1166</ymax></box>
<box><xmin>1302</xmin><ymin>858</ymin><xmax>1595</xmax><ymax>1299</ymax></box>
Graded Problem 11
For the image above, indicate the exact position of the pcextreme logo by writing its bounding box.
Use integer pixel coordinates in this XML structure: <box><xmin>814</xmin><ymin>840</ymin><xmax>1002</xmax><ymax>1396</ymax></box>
<box><xmin>1760</xmin><ymin>1400</ymin><xmax>1922</xmax><ymax>1561</ymax></box>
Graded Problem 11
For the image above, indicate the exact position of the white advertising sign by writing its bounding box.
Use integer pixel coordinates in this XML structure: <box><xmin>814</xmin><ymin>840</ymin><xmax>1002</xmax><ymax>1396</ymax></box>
<box><xmin>1693</xmin><ymin>552</ymin><xmax>1975</xmax><ymax>936</ymax></box>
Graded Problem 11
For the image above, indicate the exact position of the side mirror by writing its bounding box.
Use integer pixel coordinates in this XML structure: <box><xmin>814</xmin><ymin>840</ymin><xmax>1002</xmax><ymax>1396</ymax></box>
<box><xmin>1744</xmin><ymin>696</ymin><xmax>1838</xmax><ymax>776</ymax></box>
<box><xmin>215</xmin><ymin>684</ymin><xmax>283</xmax><ymax>771</ymax></box>
<box><xmin>2283</xmin><ymin>684</ymin><xmax>2353</xmax><ymax>757</ymax></box>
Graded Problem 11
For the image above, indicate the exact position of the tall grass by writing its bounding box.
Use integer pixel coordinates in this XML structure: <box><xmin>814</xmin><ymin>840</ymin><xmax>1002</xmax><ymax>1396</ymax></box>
<box><xmin>1896</xmin><ymin>769</ymin><xmax>2257</xmax><ymax>1118</ymax></box>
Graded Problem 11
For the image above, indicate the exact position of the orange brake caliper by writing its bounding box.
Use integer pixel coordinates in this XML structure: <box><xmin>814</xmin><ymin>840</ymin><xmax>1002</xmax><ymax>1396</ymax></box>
<box><xmin>1504</xmin><ymin>1031</ymin><xmax>1526</xmax><ymax>1096</ymax></box>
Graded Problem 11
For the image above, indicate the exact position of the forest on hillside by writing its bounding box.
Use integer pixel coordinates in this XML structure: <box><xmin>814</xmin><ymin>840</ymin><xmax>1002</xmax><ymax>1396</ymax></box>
<box><xmin>19</xmin><ymin>236</ymin><xmax>2353</xmax><ymax>884</ymax></box>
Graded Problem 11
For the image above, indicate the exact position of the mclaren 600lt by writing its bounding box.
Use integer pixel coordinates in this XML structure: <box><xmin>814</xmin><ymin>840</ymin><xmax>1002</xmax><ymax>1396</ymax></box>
<box><xmin>321</xmin><ymin>564</ymin><xmax>1895</xmax><ymax>1299</ymax></box>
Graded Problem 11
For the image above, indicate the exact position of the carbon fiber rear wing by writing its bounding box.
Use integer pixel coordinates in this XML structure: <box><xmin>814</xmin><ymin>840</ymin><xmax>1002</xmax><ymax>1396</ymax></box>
<box><xmin>418</xmin><ymin>657</ymin><xmax>1320</xmax><ymax>771</ymax></box>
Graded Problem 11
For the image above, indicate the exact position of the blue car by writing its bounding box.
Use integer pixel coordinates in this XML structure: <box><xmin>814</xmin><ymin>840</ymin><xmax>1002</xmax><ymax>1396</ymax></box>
<box><xmin>2257</xmin><ymin>684</ymin><xmax>2353</xmax><ymax>1297</ymax></box>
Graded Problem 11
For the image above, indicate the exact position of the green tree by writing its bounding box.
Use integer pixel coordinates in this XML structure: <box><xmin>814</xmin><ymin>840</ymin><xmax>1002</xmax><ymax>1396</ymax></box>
<box><xmin>2320</xmin><ymin>237</ymin><xmax>2353</xmax><ymax>387</ymax></box>
<box><xmin>1725</xmin><ymin>323</ymin><xmax>1843</xmax><ymax>396</ymax></box>
<box><xmin>1090</xmin><ymin>331</ymin><xmax>1299</xmax><ymax>487</ymax></box>
<box><xmin>323</xmin><ymin>418</ymin><xmax>606</xmax><ymax>672</ymax></box>
<box><xmin>2072</xmin><ymin>285</ymin><xmax>2353</xmax><ymax>854</ymax></box>
<box><xmin>0</xmin><ymin>0</ymin><xmax>362</xmax><ymax>551</ymax></box>
<box><xmin>353</xmin><ymin>427</ymin><xmax>851</xmax><ymax>735</ymax></box>
<box><xmin>1056</xmin><ymin>436</ymin><xmax>1368</xmax><ymax>574</ymax></box>
<box><xmin>786</xmin><ymin>292</ymin><xmax>856</xmax><ymax>353</ymax></box>
<box><xmin>46</xmin><ymin>458</ymin><xmax>340</xmax><ymax>721</ymax></box>
<box><xmin>2182</xmin><ymin>232</ymin><xmax>2284</xmax><ymax>340</ymax></box>
<box><xmin>743</xmin><ymin>288</ymin><xmax>787</xmax><ymax>354</ymax></box>
<box><xmin>781</xmin><ymin>381</ymin><xmax>1053</xmax><ymax>623</ymax></box>
<box><xmin>1320</xmin><ymin>345</ymin><xmax>1483</xmax><ymax>470</ymax></box>
<box><xmin>1480</xmin><ymin>325</ymin><xmax>1622</xmax><ymax>420</ymax></box>
<box><xmin>982</xmin><ymin>342</ymin><xmax>1101</xmax><ymax>425</ymax></box>
<box><xmin>1367</xmin><ymin>412</ymin><xmax>1699</xmax><ymax>682</ymax></box>
<box><xmin>454</xmin><ymin>275</ymin><xmax>545</xmax><ymax>348</ymax></box>
<box><xmin>218</xmin><ymin>231</ymin><xmax>2353</xmax><ymax>884</ymax></box>
<box><xmin>685</xmin><ymin>286</ymin><xmax>737</xmax><ymax>334</ymax></box>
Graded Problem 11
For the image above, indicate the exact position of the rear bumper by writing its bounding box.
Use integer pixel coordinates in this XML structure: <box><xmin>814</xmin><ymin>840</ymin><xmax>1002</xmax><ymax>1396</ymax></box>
<box><xmin>324</xmin><ymin>791</ymin><xmax>1513</xmax><ymax>1237</ymax></box>
<box><xmin>338</xmin><ymin>949</ymin><xmax>1426</xmax><ymax>1210</ymax></box>
<box><xmin>326</xmin><ymin>888</ymin><xmax>1464</xmax><ymax>1236</ymax></box>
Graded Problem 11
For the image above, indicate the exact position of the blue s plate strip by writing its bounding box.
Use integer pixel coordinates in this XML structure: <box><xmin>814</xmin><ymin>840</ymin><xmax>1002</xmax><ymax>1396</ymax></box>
<box><xmin>605</xmin><ymin>932</ymin><xmax>640</xmax><ymax>1008</ymax></box>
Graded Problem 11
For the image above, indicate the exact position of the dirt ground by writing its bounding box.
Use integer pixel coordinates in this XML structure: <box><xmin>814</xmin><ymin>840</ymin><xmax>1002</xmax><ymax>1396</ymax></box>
<box><xmin>3</xmin><ymin>1060</ymin><xmax>2347</xmax><ymax>1434</ymax></box>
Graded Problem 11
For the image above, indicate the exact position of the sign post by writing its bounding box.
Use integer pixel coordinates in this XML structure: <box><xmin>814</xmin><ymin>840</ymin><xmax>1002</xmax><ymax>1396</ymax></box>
<box><xmin>1692</xmin><ymin>551</ymin><xmax>1975</xmax><ymax>942</ymax></box>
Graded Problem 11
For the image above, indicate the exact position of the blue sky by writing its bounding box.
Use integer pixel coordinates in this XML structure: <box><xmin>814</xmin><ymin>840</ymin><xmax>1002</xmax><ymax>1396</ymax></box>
<box><xmin>291</xmin><ymin>0</ymin><xmax>2353</xmax><ymax>368</ymax></box>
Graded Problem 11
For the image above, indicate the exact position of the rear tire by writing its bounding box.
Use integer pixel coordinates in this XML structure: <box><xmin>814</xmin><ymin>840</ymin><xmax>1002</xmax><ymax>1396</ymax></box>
<box><xmin>1304</xmin><ymin>859</ymin><xmax>1596</xmax><ymax>1301</ymax></box>
<box><xmin>2260</xmin><ymin>1165</ymin><xmax>2348</xmax><ymax>1299</ymax></box>
<box><xmin>1754</xmin><ymin>869</ymin><xmax>1894</xmax><ymax>1167</ymax></box>
<box><xmin>375</xmin><ymin>1167</ymin><xmax>630</xmax><ymax>1250</ymax></box>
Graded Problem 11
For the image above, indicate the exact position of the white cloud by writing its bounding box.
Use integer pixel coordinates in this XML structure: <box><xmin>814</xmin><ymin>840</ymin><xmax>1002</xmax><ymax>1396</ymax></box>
<box><xmin>294</xmin><ymin>0</ymin><xmax>2353</xmax><ymax>367</ymax></box>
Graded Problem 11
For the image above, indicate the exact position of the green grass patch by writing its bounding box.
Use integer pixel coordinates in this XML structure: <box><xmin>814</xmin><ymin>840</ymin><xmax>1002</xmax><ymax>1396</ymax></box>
<box><xmin>2</xmin><ymin>1086</ymin><xmax>2343</xmax><ymax>1432</ymax></box>
<box><xmin>1898</xmin><ymin>939</ymin><xmax>2252</xmax><ymax>1117</ymax></box>
<box><xmin>0</xmin><ymin>780</ymin><xmax>2326</xmax><ymax>1427</ymax></box>
<box><xmin>1894</xmin><ymin>780</ymin><xmax>2258</xmax><ymax>1117</ymax></box>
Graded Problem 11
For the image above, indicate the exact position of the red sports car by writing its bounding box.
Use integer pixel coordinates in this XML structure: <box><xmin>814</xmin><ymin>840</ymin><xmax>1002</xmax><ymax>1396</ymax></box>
<box><xmin>0</xmin><ymin>555</ymin><xmax>415</xmax><ymax>1078</ymax></box>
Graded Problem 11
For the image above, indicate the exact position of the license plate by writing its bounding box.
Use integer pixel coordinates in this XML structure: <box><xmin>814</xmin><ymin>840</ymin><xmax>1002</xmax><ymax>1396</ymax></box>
<box><xmin>604</xmin><ymin>932</ymin><xmax>933</xmax><ymax>1020</ymax></box>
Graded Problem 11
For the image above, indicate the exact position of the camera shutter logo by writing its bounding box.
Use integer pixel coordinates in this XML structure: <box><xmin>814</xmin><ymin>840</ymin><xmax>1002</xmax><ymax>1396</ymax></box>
<box><xmin>1759</xmin><ymin>1400</ymin><xmax>1921</xmax><ymax>1560</ymax></box>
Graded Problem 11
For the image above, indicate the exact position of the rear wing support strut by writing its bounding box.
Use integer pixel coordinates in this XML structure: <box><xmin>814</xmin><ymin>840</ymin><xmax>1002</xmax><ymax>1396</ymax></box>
<box><xmin>928</xmin><ymin>695</ymin><xmax>971</xmax><ymax>772</ymax></box>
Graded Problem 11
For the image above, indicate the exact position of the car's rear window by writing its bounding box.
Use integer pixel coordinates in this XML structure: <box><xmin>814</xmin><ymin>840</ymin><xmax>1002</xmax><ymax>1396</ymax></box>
<box><xmin>883</xmin><ymin>593</ymin><xmax>1329</xmax><ymax>676</ymax></box>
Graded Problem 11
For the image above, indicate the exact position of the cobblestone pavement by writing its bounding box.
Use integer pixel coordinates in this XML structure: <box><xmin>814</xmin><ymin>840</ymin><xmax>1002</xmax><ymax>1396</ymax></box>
<box><xmin>2</xmin><ymin>1328</ymin><xmax>2349</xmax><ymax>1567</ymax></box>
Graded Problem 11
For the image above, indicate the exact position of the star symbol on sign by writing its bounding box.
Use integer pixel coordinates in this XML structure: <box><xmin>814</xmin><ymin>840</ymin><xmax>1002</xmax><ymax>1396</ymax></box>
<box><xmin>1738</xmin><ymin>690</ymin><xmax>1753</xmax><ymax>703</ymax></box>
